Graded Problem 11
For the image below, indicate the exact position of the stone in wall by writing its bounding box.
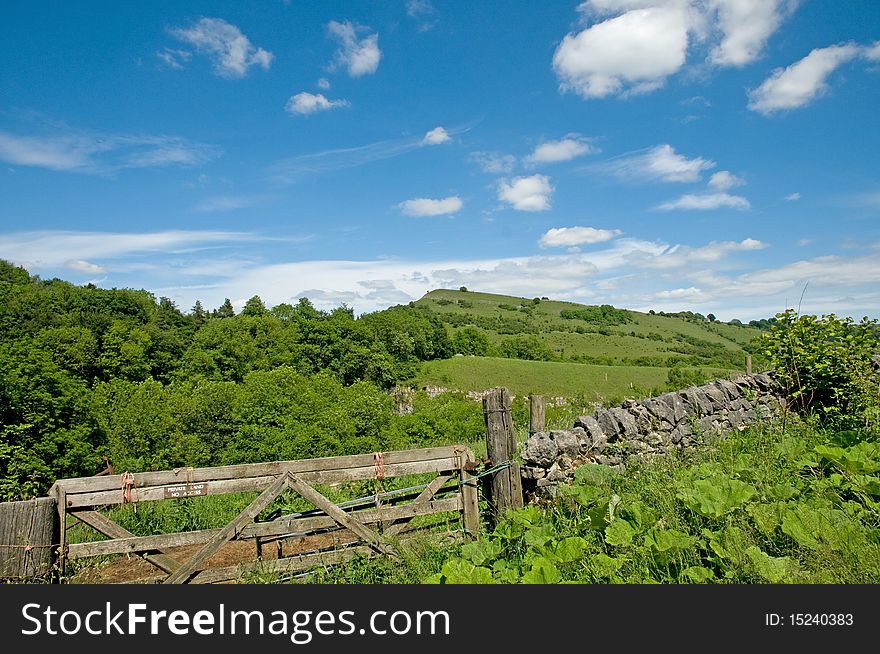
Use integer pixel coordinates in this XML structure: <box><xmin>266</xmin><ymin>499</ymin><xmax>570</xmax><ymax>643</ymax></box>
<box><xmin>520</xmin><ymin>373</ymin><xmax>784</xmax><ymax>498</ymax></box>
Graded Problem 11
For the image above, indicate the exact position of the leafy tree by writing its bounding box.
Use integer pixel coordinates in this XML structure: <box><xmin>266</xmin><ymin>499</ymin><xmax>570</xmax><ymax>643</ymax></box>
<box><xmin>242</xmin><ymin>295</ymin><xmax>267</xmax><ymax>317</ymax></box>
<box><xmin>451</xmin><ymin>327</ymin><xmax>489</xmax><ymax>356</ymax></box>
<box><xmin>215</xmin><ymin>298</ymin><xmax>235</xmax><ymax>318</ymax></box>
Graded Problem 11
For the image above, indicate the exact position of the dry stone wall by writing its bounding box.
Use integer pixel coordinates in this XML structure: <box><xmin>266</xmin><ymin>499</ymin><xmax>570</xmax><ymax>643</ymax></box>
<box><xmin>521</xmin><ymin>372</ymin><xmax>783</xmax><ymax>497</ymax></box>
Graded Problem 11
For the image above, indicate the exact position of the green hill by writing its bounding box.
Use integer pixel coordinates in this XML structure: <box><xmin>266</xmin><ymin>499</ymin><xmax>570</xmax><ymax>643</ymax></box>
<box><xmin>410</xmin><ymin>288</ymin><xmax>760</xmax><ymax>398</ymax></box>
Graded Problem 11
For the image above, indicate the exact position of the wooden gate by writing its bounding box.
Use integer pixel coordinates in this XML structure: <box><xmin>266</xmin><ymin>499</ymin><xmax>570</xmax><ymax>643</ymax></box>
<box><xmin>50</xmin><ymin>445</ymin><xmax>479</xmax><ymax>584</ymax></box>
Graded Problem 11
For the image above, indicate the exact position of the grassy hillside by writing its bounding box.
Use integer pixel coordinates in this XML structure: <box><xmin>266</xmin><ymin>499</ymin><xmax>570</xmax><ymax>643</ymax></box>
<box><xmin>408</xmin><ymin>289</ymin><xmax>759</xmax><ymax>399</ymax></box>
<box><xmin>415</xmin><ymin>289</ymin><xmax>759</xmax><ymax>368</ymax></box>
<box><xmin>416</xmin><ymin>356</ymin><xmax>732</xmax><ymax>402</ymax></box>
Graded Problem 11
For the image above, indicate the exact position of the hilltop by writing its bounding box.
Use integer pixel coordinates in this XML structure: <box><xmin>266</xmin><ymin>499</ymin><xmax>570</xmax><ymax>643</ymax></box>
<box><xmin>410</xmin><ymin>288</ymin><xmax>761</xmax><ymax>399</ymax></box>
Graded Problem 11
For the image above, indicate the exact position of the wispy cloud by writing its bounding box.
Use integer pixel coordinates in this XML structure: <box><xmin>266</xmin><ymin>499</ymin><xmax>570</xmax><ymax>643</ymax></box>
<box><xmin>524</xmin><ymin>134</ymin><xmax>598</xmax><ymax>165</ymax></box>
<box><xmin>269</xmin><ymin>125</ymin><xmax>470</xmax><ymax>185</ymax></box>
<box><xmin>656</xmin><ymin>192</ymin><xmax>751</xmax><ymax>211</ymax></box>
<box><xmin>0</xmin><ymin>127</ymin><xmax>221</xmax><ymax>175</ymax></box>
<box><xmin>192</xmin><ymin>195</ymin><xmax>264</xmax><ymax>213</ymax></box>
<box><xmin>748</xmin><ymin>42</ymin><xmax>862</xmax><ymax>114</ymax></box>
<box><xmin>598</xmin><ymin>144</ymin><xmax>715</xmax><ymax>183</ymax></box>
<box><xmin>168</xmin><ymin>17</ymin><xmax>273</xmax><ymax>78</ymax></box>
<box><xmin>469</xmin><ymin>151</ymin><xmax>516</xmax><ymax>174</ymax></box>
<box><xmin>327</xmin><ymin>21</ymin><xmax>381</xmax><ymax>77</ymax></box>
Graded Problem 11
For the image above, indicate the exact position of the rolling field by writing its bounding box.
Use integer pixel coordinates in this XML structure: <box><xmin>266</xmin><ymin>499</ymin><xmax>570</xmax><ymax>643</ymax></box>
<box><xmin>414</xmin><ymin>289</ymin><xmax>760</xmax><ymax>368</ymax></box>
<box><xmin>414</xmin><ymin>356</ymin><xmax>733</xmax><ymax>402</ymax></box>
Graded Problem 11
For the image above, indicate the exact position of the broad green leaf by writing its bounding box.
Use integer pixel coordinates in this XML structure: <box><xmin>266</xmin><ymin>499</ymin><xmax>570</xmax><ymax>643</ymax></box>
<box><xmin>745</xmin><ymin>546</ymin><xmax>797</xmax><ymax>583</ymax></box>
<box><xmin>677</xmin><ymin>475</ymin><xmax>757</xmax><ymax>519</ymax></box>
<box><xmin>679</xmin><ymin>566</ymin><xmax>715</xmax><ymax>584</ymax></box>
<box><xmin>747</xmin><ymin>502</ymin><xmax>785</xmax><ymax>537</ymax></box>
<box><xmin>432</xmin><ymin>559</ymin><xmax>495</xmax><ymax>584</ymax></box>
<box><xmin>645</xmin><ymin>528</ymin><xmax>697</xmax><ymax>556</ymax></box>
<box><xmin>521</xmin><ymin>558</ymin><xmax>561</xmax><ymax>584</ymax></box>
<box><xmin>605</xmin><ymin>518</ymin><xmax>636</xmax><ymax>547</ymax></box>
<box><xmin>460</xmin><ymin>539</ymin><xmax>502</xmax><ymax>566</ymax></box>
<box><xmin>551</xmin><ymin>536</ymin><xmax>588</xmax><ymax>564</ymax></box>
<box><xmin>524</xmin><ymin>524</ymin><xmax>555</xmax><ymax>548</ymax></box>
<box><xmin>621</xmin><ymin>500</ymin><xmax>656</xmax><ymax>532</ymax></box>
<box><xmin>590</xmin><ymin>553</ymin><xmax>623</xmax><ymax>579</ymax></box>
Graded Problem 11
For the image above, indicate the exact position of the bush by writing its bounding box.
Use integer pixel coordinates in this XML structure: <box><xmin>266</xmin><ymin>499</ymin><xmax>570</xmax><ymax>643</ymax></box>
<box><xmin>757</xmin><ymin>309</ymin><xmax>879</xmax><ymax>429</ymax></box>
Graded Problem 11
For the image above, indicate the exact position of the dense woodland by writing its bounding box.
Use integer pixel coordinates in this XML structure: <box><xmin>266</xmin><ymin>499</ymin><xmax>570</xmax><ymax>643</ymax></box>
<box><xmin>0</xmin><ymin>260</ymin><xmax>484</xmax><ymax>500</ymax></box>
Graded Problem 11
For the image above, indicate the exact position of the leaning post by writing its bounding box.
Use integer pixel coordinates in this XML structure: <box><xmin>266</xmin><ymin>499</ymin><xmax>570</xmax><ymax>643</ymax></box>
<box><xmin>482</xmin><ymin>388</ymin><xmax>523</xmax><ymax>526</ymax></box>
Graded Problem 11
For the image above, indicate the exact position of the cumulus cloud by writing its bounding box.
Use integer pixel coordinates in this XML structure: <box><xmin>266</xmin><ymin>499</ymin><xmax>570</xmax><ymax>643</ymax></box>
<box><xmin>553</xmin><ymin>4</ymin><xmax>692</xmax><ymax>99</ymax></box>
<box><xmin>327</xmin><ymin>21</ymin><xmax>382</xmax><ymax>77</ymax></box>
<box><xmin>0</xmin><ymin>128</ymin><xmax>220</xmax><ymax>175</ymax></box>
<box><xmin>554</xmin><ymin>1</ymin><xmax>797</xmax><ymax>100</ymax></box>
<box><xmin>707</xmin><ymin>170</ymin><xmax>745</xmax><ymax>191</ymax></box>
<box><xmin>317</xmin><ymin>77</ymin><xmax>331</xmax><ymax>90</ymax></box>
<box><xmin>748</xmin><ymin>43</ymin><xmax>861</xmax><ymax>114</ymax></box>
<box><xmin>525</xmin><ymin>135</ymin><xmax>597</xmax><ymax>165</ymax></box>
<box><xmin>656</xmin><ymin>192</ymin><xmax>751</xmax><ymax>211</ymax></box>
<box><xmin>539</xmin><ymin>226</ymin><xmax>622</xmax><ymax>248</ymax></box>
<box><xmin>707</xmin><ymin>0</ymin><xmax>797</xmax><ymax>67</ymax></box>
<box><xmin>285</xmin><ymin>92</ymin><xmax>350</xmax><ymax>115</ymax></box>
<box><xmin>601</xmin><ymin>144</ymin><xmax>715</xmax><ymax>183</ymax></box>
<box><xmin>422</xmin><ymin>127</ymin><xmax>451</xmax><ymax>145</ymax></box>
<box><xmin>497</xmin><ymin>175</ymin><xmax>554</xmax><ymax>211</ymax></box>
<box><xmin>168</xmin><ymin>17</ymin><xmax>273</xmax><ymax>78</ymax></box>
<box><xmin>397</xmin><ymin>196</ymin><xmax>463</xmax><ymax>217</ymax></box>
<box><xmin>469</xmin><ymin>151</ymin><xmax>516</xmax><ymax>174</ymax></box>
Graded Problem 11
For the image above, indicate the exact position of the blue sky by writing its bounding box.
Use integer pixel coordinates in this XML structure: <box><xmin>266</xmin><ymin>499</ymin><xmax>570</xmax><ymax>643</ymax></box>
<box><xmin>1</xmin><ymin>0</ymin><xmax>878</xmax><ymax>321</ymax></box>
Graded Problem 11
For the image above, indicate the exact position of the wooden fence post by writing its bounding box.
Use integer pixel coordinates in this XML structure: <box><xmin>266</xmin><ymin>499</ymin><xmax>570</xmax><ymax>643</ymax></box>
<box><xmin>0</xmin><ymin>497</ymin><xmax>58</xmax><ymax>581</ymax></box>
<box><xmin>746</xmin><ymin>354</ymin><xmax>753</xmax><ymax>375</ymax></box>
<box><xmin>529</xmin><ymin>394</ymin><xmax>545</xmax><ymax>436</ymax></box>
<box><xmin>482</xmin><ymin>388</ymin><xmax>523</xmax><ymax>525</ymax></box>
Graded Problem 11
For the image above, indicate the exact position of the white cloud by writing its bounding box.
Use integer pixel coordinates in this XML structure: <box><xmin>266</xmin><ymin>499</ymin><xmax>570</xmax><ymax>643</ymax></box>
<box><xmin>397</xmin><ymin>196</ymin><xmax>463</xmax><ymax>217</ymax></box>
<box><xmin>422</xmin><ymin>127</ymin><xmax>451</xmax><ymax>145</ymax></box>
<box><xmin>327</xmin><ymin>21</ymin><xmax>382</xmax><ymax>77</ymax></box>
<box><xmin>168</xmin><ymin>17</ymin><xmax>273</xmax><ymax>78</ymax></box>
<box><xmin>656</xmin><ymin>192</ymin><xmax>751</xmax><ymax>211</ymax></box>
<box><xmin>497</xmin><ymin>175</ymin><xmax>554</xmax><ymax>211</ymax></box>
<box><xmin>866</xmin><ymin>41</ymin><xmax>880</xmax><ymax>61</ymax></box>
<box><xmin>707</xmin><ymin>170</ymin><xmax>745</xmax><ymax>190</ymax></box>
<box><xmin>65</xmin><ymin>260</ymin><xmax>106</xmax><ymax>275</ymax></box>
<box><xmin>602</xmin><ymin>144</ymin><xmax>715</xmax><ymax>183</ymax></box>
<box><xmin>406</xmin><ymin>0</ymin><xmax>435</xmax><ymax>17</ymax></box>
<box><xmin>797</xmin><ymin>238</ymin><xmax>812</xmax><ymax>246</ymax></box>
<box><xmin>525</xmin><ymin>135</ymin><xmax>597</xmax><ymax>165</ymax></box>
<box><xmin>632</xmin><ymin>238</ymin><xmax>766</xmax><ymax>269</ymax></box>
<box><xmin>707</xmin><ymin>0</ymin><xmax>796</xmax><ymax>67</ymax></box>
<box><xmin>748</xmin><ymin>43</ymin><xmax>861</xmax><ymax>114</ymax></box>
<box><xmin>156</xmin><ymin>48</ymin><xmax>192</xmax><ymax>69</ymax></box>
<box><xmin>540</xmin><ymin>226</ymin><xmax>622</xmax><ymax>248</ymax></box>
<box><xmin>469</xmin><ymin>151</ymin><xmax>516</xmax><ymax>174</ymax></box>
<box><xmin>0</xmin><ymin>129</ymin><xmax>220</xmax><ymax>174</ymax></box>
<box><xmin>553</xmin><ymin>4</ymin><xmax>693</xmax><ymax>99</ymax></box>
<box><xmin>784</xmin><ymin>192</ymin><xmax>801</xmax><ymax>201</ymax></box>
<box><xmin>0</xmin><ymin>230</ymin><xmax>264</xmax><ymax>272</ymax></box>
<box><xmin>285</xmin><ymin>92</ymin><xmax>350</xmax><ymax>115</ymax></box>
<box><xmin>317</xmin><ymin>77</ymin><xmax>331</xmax><ymax>90</ymax></box>
<box><xmin>555</xmin><ymin>1</ymin><xmax>797</xmax><ymax>100</ymax></box>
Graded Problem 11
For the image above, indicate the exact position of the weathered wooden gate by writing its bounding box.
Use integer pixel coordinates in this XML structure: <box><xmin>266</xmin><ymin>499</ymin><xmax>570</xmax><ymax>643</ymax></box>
<box><xmin>49</xmin><ymin>445</ymin><xmax>479</xmax><ymax>584</ymax></box>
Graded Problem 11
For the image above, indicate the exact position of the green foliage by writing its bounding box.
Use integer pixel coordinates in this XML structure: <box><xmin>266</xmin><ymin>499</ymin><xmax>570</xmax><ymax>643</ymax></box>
<box><xmin>757</xmin><ymin>309</ymin><xmax>879</xmax><ymax>428</ymax></box>
<box><xmin>677</xmin><ymin>475</ymin><xmax>757</xmax><ymax>519</ymax></box>
<box><xmin>560</xmin><ymin>305</ymin><xmax>632</xmax><ymax>326</ymax></box>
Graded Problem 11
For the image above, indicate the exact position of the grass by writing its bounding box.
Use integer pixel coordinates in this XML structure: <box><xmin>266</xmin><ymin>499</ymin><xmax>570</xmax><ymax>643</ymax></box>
<box><xmin>303</xmin><ymin>416</ymin><xmax>880</xmax><ymax>584</ymax></box>
<box><xmin>413</xmin><ymin>355</ymin><xmax>732</xmax><ymax>402</ymax></box>
<box><xmin>416</xmin><ymin>288</ymin><xmax>760</xmax><ymax>368</ymax></box>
